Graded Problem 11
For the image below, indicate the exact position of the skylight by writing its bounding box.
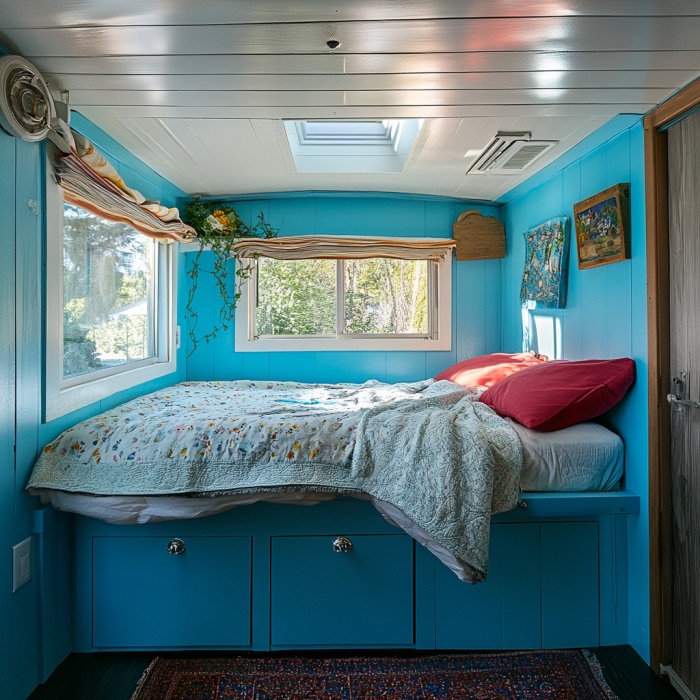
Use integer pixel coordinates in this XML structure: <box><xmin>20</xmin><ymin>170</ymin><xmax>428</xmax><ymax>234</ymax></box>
<box><xmin>296</xmin><ymin>120</ymin><xmax>397</xmax><ymax>144</ymax></box>
<box><xmin>284</xmin><ymin>119</ymin><xmax>423</xmax><ymax>173</ymax></box>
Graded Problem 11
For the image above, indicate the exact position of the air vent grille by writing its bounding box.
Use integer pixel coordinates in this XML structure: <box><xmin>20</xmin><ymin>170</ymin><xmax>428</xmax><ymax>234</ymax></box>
<box><xmin>467</xmin><ymin>132</ymin><xmax>557</xmax><ymax>175</ymax></box>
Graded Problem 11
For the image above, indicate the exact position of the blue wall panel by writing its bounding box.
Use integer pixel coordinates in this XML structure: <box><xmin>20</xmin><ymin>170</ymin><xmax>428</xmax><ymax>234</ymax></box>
<box><xmin>560</xmin><ymin>162</ymin><xmax>583</xmax><ymax>357</ymax></box>
<box><xmin>0</xmin><ymin>111</ymin><xmax>191</xmax><ymax>699</ymax></box>
<box><xmin>184</xmin><ymin>195</ymin><xmax>503</xmax><ymax>385</ymax></box>
<box><xmin>268</xmin><ymin>352</ymin><xmax>317</xmax><ymax>383</ymax></box>
<box><xmin>615</xmin><ymin>123</ymin><xmax>650</xmax><ymax>660</ymax></box>
<box><xmin>314</xmin><ymin>196</ymin><xmax>426</xmax><ymax>237</ymax></box>
<box><xmin>315</xmin><ymin>350</ymin><xmax>387</xmax><ymax>384</ymax></box>
<box><xmin>240</xmin><ymin>351</ymin><xmax>271</xmax><ymax>381</ymax></box>
<box><xmin>183</xmin><ymin>251</ymin><xmax>218</xmax><ymax>381</ymax></box>
<box><xmin>268</xmin><ymin>197</ymin><xmax>316</xmax><ymax>235</ymax></box>
<box><xmin>15</xmin><ymin>139</ymin><xmax>44</xmax><ymax>520</ymax></box>
<box><xmin>0</xmin><ymin>98</ymin><xmax>653</xmax><ymax>696</ymax></box>
<box><xmin>0</xmin><ymin>125</ymin><xmax>20</xmax><ymax>700</ymax></box>
<box><xmin>500</xmin><ymin>120</ymin><xmax>649</xmax><ymax>661</ymax></box>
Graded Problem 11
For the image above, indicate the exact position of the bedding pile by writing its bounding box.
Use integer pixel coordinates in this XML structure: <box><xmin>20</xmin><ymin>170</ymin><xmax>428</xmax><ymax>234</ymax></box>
<box><xmin>27</xmin><ymin>379</ymin><xmax>523</xmax><ymax>581</ymax></box>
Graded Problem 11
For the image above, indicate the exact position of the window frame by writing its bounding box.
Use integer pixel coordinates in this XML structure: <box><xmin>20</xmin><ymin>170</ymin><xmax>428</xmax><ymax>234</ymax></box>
<box><xmin>45</xmin><ymin>175</ymin><xmax>177</xmax><ymax>422</ymax></box>
<box><xmin>235</xmin><ymin>252</ymin><xmax>452</xmax><ymax>352</ymax></box>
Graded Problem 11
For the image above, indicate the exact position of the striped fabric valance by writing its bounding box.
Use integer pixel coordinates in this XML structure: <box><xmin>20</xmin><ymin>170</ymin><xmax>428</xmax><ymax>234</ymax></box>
<box><xmin>48</xmin><ymin>122</ymin><xmax>196</xmax><ymax>244</ymax></box>
<box><xmin>232</xmin><ymin>235</ymin><xmax>455</xmax><ymax>261</ymax></box>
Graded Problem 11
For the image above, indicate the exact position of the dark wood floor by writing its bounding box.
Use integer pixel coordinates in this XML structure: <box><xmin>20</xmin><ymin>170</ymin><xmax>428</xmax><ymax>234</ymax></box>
<box><xmin>27</xmin><ymin>646</ymin><xmax>681</xmax><ymax>700</ymax></box>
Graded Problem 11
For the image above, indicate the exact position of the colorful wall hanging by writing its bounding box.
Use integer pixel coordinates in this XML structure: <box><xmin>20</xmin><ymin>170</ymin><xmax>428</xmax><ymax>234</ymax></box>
<box><xmin>520</xmin><ymin>216</ymin><xmax>570</xmax><ymax>309</ymax></box>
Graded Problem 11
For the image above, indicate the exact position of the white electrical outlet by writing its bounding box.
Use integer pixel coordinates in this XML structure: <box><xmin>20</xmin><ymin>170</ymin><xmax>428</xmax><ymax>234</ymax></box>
<box><xmin>175</xmin><ymin>325</ymin><xmax>181</xmax><ymax>350</ymax></box>
<box><xmin>12</xmin><ymin>537</ymin><xmax>32</xmax><ymax>593</ymax></box>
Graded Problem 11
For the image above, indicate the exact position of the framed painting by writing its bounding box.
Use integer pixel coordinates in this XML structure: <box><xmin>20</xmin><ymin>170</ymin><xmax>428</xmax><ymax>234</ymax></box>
<box><xmin>573</xmin><ymin>183</ymin><xmax>630</xmax><ymax>269</ymax></box>
<box><xmin>520</xmin><ymin>216</ymin><xmax>570</xmax><ymax>309</ymax></box>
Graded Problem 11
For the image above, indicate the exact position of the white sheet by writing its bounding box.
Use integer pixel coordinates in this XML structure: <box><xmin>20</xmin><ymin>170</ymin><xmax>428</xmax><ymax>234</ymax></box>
<box><xmin>29</xmin><ymin>488</ymin><xmax>482</xmax><ymax>582</ymax></box>
<box><xmin>509</xmin><ymin>420</ymin><xmax>624</xmax><ymax>492</ymax></box>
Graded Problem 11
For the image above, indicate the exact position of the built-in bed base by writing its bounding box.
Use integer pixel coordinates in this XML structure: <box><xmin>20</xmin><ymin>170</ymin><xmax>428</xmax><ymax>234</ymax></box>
<box><xmin>60</xmin><ymin>491</ymin><xmax>638</xmax><ymax>652</ymax></box>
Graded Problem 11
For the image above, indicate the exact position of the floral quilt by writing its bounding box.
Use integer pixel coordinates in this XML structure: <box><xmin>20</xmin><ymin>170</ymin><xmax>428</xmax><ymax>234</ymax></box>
<box><xmin>28</xmin><ymin>379</ymin><xmax>522</xmax><ymax>579</ymax></box>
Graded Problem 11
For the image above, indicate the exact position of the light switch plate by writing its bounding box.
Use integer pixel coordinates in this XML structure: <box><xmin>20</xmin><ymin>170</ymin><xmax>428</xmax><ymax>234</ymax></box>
<box><xmin>12</xmin><ymin>537</ymin><xmax>32</xmax><ymax>593</ymax></box>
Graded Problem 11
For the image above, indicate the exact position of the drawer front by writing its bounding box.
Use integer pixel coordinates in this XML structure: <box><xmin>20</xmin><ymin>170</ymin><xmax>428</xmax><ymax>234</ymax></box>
<box><xmin>93</xmin><ymin>536</ymin><xmax>251</xmax><ymax>648</ymax></box>
<box><xmin>271</xmin><ymin>534</ymin><xmax>414</xmax><ymax>646</ymax></box>
<box><xmin>541</xmin><ymin>522</ymin><xmax>599</xmax><ymax>648</ymax></box>
<box><xmin>435</xmin><ymin>523</ymin><xmax>542</xmax><ymax>650</ymax></box>
<box><xmin>435</xmin><ymin>521</ymin><xmax>600</xmax><ymax>650</ymax></box>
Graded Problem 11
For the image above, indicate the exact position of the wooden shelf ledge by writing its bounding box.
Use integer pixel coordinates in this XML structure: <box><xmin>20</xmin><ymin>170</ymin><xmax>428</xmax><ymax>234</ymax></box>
<box><xmin>498</xmin><ymin>490</ymin><xmax>640</xmax><ymax>519</ymax></box>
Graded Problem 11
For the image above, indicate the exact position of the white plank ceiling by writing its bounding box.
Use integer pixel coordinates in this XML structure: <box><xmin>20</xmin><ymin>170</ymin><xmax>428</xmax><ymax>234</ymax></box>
<box><xmin>1</xmin><ymin>0</ymin><xmax>699</xmax><ymax>201</ymax></box>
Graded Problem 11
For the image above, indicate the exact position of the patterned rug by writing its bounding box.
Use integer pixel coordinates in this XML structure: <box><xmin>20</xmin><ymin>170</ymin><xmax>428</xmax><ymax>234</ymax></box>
<box><xmin>130</xmin><ymin>650</ymin><xmax>619</xmax><ymax>699</ymax></box>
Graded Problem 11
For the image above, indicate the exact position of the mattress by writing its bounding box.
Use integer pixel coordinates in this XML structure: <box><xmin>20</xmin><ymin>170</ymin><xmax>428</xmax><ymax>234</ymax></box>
<box><xmin>30</xmin><ymin>419</ymin><xmax>624</xmax><ymax>526</ymax></box>
<box><xmin>509</xmin><ymin>419</ymin><xmax>624</xmax><ymax>492</ymax></box>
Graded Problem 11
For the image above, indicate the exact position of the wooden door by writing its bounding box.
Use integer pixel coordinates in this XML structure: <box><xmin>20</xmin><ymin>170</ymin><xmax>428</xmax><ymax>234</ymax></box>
<box><xmin>667</xmin><ymin>109</ymin><xmax>700</xmax><ymax>698</ymax></box>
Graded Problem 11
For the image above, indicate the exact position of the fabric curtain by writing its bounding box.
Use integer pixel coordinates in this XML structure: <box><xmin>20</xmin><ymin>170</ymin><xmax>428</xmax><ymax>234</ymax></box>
<box><xmin>48</xmin><ymin>121</ymin><xmax>196</xmax><ymax>243</ymax></box>
<box><xmin>232</xmin><ymin>235</ymin><xmax>455</xmax><ymax>260</ymax></box>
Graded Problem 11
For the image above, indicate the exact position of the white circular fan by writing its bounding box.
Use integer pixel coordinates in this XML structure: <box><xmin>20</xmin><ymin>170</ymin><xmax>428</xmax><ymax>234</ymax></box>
<box><xmin>0</xmin><ymin>55</ymin><xmax>55</xmax><ymax>142</ymax></box>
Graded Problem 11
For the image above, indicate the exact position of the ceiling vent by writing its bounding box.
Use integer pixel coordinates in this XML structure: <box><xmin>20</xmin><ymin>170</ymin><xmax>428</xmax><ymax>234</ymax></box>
<box><xmin>467</xmin><ymin>131</ymin><xmax>557</xmax><ymax>175</ymax></box>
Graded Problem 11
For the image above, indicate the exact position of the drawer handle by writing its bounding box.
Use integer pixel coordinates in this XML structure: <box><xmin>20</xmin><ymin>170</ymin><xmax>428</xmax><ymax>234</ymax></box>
<box><xmin>332</xmin><ymin>536</ymin><xmax>353</xmax><ymax>553</ymax></box>
<box><xmin>167</xmin><ymin>538</ymin><xmax>186</xmax><ymax>555</ymax></box>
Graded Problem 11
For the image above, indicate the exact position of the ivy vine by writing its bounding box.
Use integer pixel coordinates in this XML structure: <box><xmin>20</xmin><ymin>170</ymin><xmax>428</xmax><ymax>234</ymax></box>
<box><xmin>182</xmin><ymin>197</ymin><xmax>277</xmax><ymax>357</ymax></box>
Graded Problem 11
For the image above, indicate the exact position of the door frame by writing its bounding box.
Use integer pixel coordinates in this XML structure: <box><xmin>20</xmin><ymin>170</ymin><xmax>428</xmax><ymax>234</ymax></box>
<box><xmin>645</xmin><ymin>76</ymin><xmax>700</xmax><ymax>672</ymax></box>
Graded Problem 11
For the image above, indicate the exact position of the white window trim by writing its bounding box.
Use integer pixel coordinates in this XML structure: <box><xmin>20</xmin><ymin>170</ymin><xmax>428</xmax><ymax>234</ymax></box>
<box><xmin>235</xmin><ymin>253</ymin><xmax>452</xmax><ymax>352</ymax></box>
<box><xmin>45</xmin><ymin>173</ymin><xmax>177</xmax><ymax>422</ymax></box>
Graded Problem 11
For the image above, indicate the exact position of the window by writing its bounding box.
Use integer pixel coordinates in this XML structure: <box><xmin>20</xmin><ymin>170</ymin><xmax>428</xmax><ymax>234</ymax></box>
<box><xmin>236</xmin><ymin>250</ymin><xmax>451</xmax><ymax>352</ymax></box>
<box><xmin>284</xmin><ymin>119</ymin><xmax>424</xmax><ymax>173</ymax></box>
<box><xmin>46</xmin><ymin>183</ymin><xmax>177</xmax><ymax>420</ymax></box>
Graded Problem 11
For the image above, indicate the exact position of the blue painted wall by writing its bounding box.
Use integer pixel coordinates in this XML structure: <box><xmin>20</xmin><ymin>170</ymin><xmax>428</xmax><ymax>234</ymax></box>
<box><xmin>500</xmin><ymin>119</ymin><xmax>649</xmax><ymax>660</ymax></box>
<box><xmin>2</xmin><ymin>101</ymin><xmax>652</xmax><ymax>696</ymax></box>
<box><xmin>0</xmin><ymin>112</ymin><xmax>188</xmax><ymax>700</ymax></box>
<box><xmin>184</xmin><ymin>194</ymin><xmax>503</xmax><ymax>383</ymax></box>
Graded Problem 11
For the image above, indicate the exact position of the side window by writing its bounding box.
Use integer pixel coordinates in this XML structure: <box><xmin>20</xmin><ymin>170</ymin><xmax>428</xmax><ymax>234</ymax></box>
<box><xmin>62</xmin><ymin>203</ymin><xmax>156</xmax><ymax>378</ymax></box>
<box><xmin>236</xmin><ymin>253</ymin><xmax>451</xmax><ymax>352</ymax></box>
<box><xmin>45</xmin><ymin>184</ymin><xmax>176</xmax><ymax>421</ymax></box>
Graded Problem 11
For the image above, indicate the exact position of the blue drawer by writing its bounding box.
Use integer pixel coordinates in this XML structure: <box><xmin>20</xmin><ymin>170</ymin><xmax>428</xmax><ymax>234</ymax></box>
<box><xmin>435</xmin><ymin>521</ymin><xmax>600</xmax><ymax>649</ymax></box>
<box><xmin>93</xmin><ymin>535</ymin><xmax>251</xmax><ymax>648</ymax></box>
<box><xmin>541</xmin><ymin>522</ymin><xmax>599</xmax><ymax>647</ymax></box>
<box><xmin>271</xmin><ymin>534</ymin><xmax>414</xmax><ymax>647</ymax></box>
<box><xmin>435</xmin><ymin>523</ymin><xmax>542</xmax><ymax>649</ymax></box>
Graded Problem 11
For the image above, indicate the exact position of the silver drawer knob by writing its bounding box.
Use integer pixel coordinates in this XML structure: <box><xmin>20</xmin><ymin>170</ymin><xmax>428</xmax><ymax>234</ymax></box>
<box><xmin>167</xmin><ymin>538</ymin><xmax>186</xmax><ymax>555</ymax></box>
<box><xmin>332</xmin><ymin>536</ymin><xmax>353</xmax><ymax>553</ymax></box>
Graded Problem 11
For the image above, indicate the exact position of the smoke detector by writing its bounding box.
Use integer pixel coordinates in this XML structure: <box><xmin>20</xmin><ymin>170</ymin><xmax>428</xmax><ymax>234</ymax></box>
<box><xmin>467</xmin><ymin>131</ymin><xmax>557</xmax><ymax>175</ymax></box>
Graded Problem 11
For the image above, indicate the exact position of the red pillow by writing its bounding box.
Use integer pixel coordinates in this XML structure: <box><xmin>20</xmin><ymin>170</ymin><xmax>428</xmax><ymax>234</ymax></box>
<box><xmin>435</xmin><ymin>352</ymin><xmax>548</xmax><ymax>388</ymax></box>
<box><xmin>479</xmin><ymin>358</ymin><xmax>636</xmax><ymax>431</ymax></box>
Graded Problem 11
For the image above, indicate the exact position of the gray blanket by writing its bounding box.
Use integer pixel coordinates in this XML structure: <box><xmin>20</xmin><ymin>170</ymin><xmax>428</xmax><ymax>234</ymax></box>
<box><xmin>28</xmin><ymin>379</ymin><xmax>522</xmax><ymax>580</ymax></box>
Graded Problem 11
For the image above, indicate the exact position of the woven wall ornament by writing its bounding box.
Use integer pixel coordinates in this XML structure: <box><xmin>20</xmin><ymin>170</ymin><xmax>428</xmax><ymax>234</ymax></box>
<box><xmin>452</xmin><ymin>210</ymin><xmax>505</xmax><ymax>260</ymax></box>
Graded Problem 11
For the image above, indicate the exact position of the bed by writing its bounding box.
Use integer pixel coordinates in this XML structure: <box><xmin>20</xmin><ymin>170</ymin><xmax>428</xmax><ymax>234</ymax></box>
<box><xmin>27</xmin><ymin>375</ymin><xmax>625</xmax><ymax>583</ymax></box>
